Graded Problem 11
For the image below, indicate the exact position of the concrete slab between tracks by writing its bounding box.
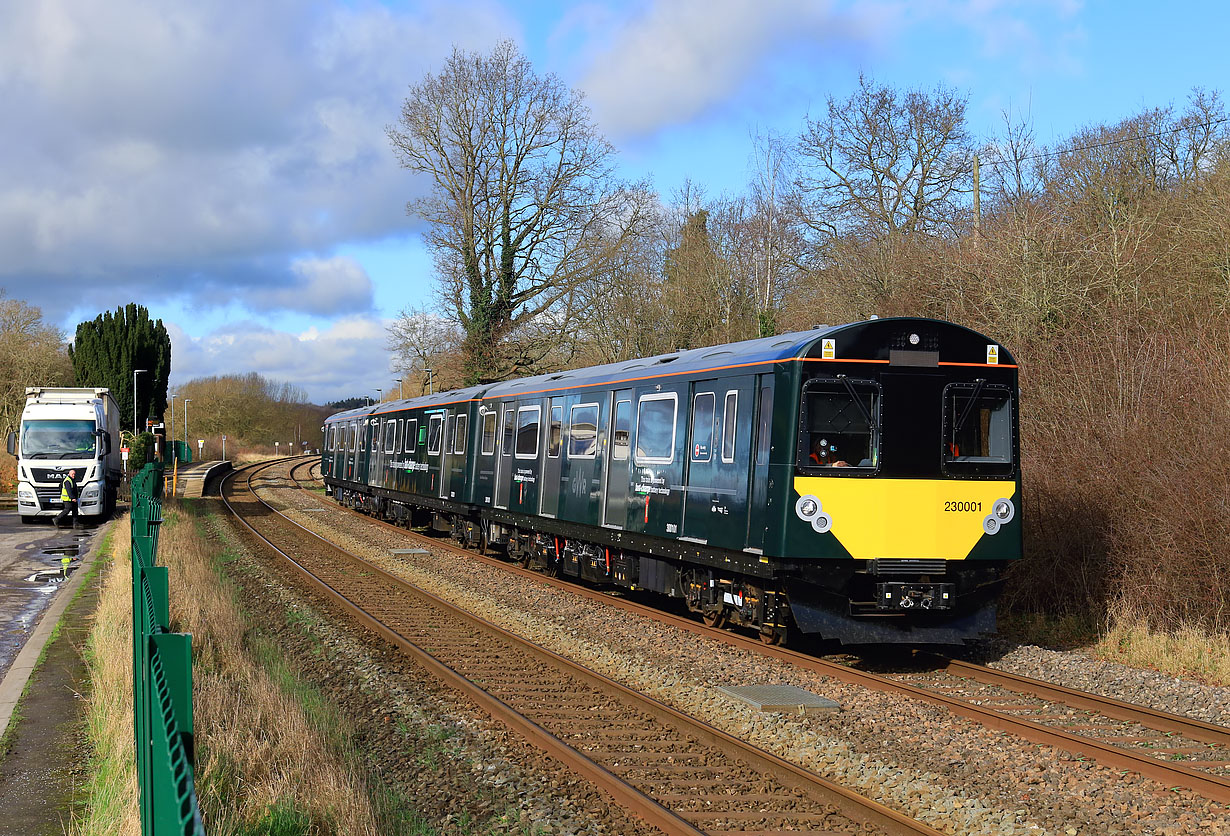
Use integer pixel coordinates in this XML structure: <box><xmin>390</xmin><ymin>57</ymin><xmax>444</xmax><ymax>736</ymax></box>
<box><xmin>716</xmin><ymin>684</ymin><xmax>841</xmax><ymax>714</ymax></box>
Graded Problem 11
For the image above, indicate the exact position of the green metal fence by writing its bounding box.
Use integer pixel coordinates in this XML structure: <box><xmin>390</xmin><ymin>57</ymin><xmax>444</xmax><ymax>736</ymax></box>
<box><xmin>131</xmin><ymin>463</ymin><xmax>204</xmax><ymax>834</ymax></box>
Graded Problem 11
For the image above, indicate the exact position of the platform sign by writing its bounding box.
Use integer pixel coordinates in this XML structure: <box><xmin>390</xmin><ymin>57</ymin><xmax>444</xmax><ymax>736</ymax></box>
<box><xmin>197</xmin><ymin>439</ymin><xmax>204</xmax><ymax>453</ymax></box>
<box><xmin>120</xmin><ymin>446</ymin><xmax>130</xmax><ymax>462</ymax></box>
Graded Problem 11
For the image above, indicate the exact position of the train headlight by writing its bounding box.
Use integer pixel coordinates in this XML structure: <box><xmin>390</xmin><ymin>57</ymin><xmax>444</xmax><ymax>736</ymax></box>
<box><xmin>811</xmin><ymin>512</ymin><xmax>833</xmax><ymax>534</ymax></box>
<box><xmin>993</xmin><ymin>498</ymin><xmax>1015</xmax><ymax>523</ymax></box>
<box><xmin>795</xmin><ymin>495</ymin><xmax>821</xmax><ymax>521</ymax></box>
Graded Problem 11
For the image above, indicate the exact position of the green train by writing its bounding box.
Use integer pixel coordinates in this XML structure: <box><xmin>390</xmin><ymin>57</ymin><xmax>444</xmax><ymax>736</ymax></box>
<box><xmin>321</xmin><ymin>317</ymin><xmax>1021</xmax><ymax>646</ymax></box>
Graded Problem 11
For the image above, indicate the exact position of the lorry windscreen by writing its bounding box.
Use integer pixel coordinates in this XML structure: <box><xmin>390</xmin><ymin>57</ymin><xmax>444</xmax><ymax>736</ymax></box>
<box><xmin>21</xmin><ymin>420</ymin><xmax>97</xmax><ymax>459</ymax></box>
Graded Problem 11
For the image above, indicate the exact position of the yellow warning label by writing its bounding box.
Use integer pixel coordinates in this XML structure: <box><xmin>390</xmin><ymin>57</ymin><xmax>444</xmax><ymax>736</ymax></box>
<box><xmin>822</xmin><ymin>339</ymin><xmax>835</xmax><ymax>360</ymax></box>
<box><xmin>986</xmin><ymin>345</ymin><xmax>999</xmax><ymax>364</ymax></box>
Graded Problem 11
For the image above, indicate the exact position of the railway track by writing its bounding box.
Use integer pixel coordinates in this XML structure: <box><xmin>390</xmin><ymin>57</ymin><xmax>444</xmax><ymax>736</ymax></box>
<box><xmin>229</xmin><ymin>458</ymin><xmax>946</xmax><ymax>836</ymax></box>
<box><xmin>280</xmin><ymin>457</ymin><xmax>1230</xmax><ymax>804</ymax></box>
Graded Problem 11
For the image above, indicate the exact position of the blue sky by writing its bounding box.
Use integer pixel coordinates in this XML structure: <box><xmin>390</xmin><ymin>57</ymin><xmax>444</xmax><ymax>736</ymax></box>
<box><xmin>0</xmin><ymin>1</ymin><xmax>1224</xmax><ymax>403</ymax></box>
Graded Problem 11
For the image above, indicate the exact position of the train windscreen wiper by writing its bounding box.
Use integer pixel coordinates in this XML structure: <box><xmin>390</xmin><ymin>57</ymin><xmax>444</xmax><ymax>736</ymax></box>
<box><xmin>836</xmin><ymin>375</ymin><xmax>873</xmax><ymax>428</ymax></box>
<box><xmin>953</xmin><ymin>378</ymin><xmax>986</xmax><ymax>441</ymax></box>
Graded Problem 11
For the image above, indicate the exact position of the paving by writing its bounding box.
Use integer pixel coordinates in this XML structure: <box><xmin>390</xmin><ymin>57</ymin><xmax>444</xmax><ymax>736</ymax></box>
<box><xmin>165</xmin><ymin>459</ymin><xmax>232</xmax><ymax>498</ymax></box>
<box><xmin>0</xmin><ymin>509</ymin><xmax>110</xmax><ymax>746</ymax></box>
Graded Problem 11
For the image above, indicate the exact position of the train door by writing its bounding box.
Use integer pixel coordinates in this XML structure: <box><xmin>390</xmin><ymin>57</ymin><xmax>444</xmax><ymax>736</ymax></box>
<box><xmin>494</xmin><ymin>401</ymin><xmax>515</xmax><ymax>509</ymax></box>
<box><xmin>682</xmin><ymin>377</ymin><xmax>754</xmax><ymax>545</ymax></box>
<box><xmin>510</xmin><ymin>401</ymin><xmax>542</xmax><ymax>514</ymax></box>
<box><xmin>475</xmin><ymin>405</ymin><xmax>497</xmax><ymax>505</ymax></box>
<box><xmin>747</xmin><ymin>376</ymin><xmax>775</xmax><ymax>551</ymax></box>
<box><xmin>540</xmin><ymin>398</ymin><xmax>563</xmax><ymax>516</ymax></box>
<box><xmin>424</xmin><ymin>409</ymin><xmax>446</xmax><ymax>497</ymax></box>
<box><xmin>602</xmin><ymin>390</ymin><xmax>632</xmax><ymax>527</ymax></box>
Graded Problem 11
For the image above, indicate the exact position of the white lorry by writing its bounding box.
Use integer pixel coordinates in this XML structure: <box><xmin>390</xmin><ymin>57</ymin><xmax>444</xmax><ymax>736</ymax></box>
<box><xmin>6</xmin><ymin>387</ymin><xmax>122</xmax><ymax>523</ymax></box>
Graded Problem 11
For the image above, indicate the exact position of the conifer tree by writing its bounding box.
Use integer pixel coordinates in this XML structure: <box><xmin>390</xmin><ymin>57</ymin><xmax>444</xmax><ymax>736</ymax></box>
<box><xmin>69</xmin><ymin>304</ymin><xmax>171</xmax><ymax>434</ymax></box>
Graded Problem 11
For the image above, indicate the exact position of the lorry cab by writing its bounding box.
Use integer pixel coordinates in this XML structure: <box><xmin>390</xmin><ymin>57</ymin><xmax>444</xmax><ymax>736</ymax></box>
<box><xmin>8</xmin><ymin>387</ymin><xmax>121</xmax><ymax>523</ymax></box>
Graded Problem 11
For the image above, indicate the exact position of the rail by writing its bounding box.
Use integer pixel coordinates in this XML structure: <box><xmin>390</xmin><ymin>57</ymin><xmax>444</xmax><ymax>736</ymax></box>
<box><xmin>131</xmin><ymin>463</ymin><xmax>204</xmax><ymax>835</ymax></box>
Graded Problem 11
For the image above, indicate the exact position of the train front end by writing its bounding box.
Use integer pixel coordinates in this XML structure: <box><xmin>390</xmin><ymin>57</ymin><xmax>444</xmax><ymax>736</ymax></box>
<box><xmin>779</xmin><ymin>318</ymin><xmax>1022</xmax><ymax>645</ymax></box>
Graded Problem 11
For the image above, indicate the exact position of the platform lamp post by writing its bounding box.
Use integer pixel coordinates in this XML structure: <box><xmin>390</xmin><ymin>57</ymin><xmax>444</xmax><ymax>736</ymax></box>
<box><xmin>170</xmin><ymin>394</ymin><xmax>177</xmax><ymax>462</ymax></box>
<box><xmin>132</xmin><ymin>369</ymin><xmax>147</xmax><ymax>437</ymax></box>
<box><xmin>183</xmin><ymin>399</ymin><xmax>191</xmax><ymax>460</ymax></box>
<box><xmin>376</xmin><ymin>388</ymin><xmax>382</xmax><ymax>404</ymax></box>
<box><xmin>395</xmin><ymin>377</ymin><xmax>403</xmax><ymax>399</ymax></box>
<box><xmin>425</xmin><ymin>368</ymin><xmax>433</xmax><ymax>395</ymax></box>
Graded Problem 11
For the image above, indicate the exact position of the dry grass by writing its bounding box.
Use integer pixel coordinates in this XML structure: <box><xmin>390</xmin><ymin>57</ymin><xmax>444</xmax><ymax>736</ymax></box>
<box><xmin>159</xmin><ymin>506</ymin><xmax>384</xmax><ymax>835</ymax></box>
<box><xmin>76</xmin><ymin>504</ymin><xmax>385</xmax><ymax>835</ymax></box>
<box><xmin>1096</xmin><ymin>606</ymin><xmax>1230</xmax><ymax>686</ymax></box>
<box><xmin>75</xmin><ymin>522</ymin><xmax>140</xmax><ymax>836</ymax></box>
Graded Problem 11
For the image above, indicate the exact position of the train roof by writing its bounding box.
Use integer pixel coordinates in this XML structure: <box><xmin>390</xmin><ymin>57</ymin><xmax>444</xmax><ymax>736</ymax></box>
<box><xmin>324</xmin><ymin>317</ymin><xmax>1014</xmax><ymax>423</ymax></box>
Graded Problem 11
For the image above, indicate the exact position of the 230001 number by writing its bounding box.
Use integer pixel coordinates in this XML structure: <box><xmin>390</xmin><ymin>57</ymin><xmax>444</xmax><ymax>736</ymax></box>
<box><xmin>944</xmin><ymin>501</ymin><xmax>982</xmax><ymax>513</ymax></box>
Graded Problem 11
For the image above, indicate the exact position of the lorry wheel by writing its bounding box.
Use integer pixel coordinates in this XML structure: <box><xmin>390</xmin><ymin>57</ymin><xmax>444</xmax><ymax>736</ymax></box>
<box><xmin>20</xmin><ymin>515</ymin><xmax>35</xmax><ymax>525</ymax></box>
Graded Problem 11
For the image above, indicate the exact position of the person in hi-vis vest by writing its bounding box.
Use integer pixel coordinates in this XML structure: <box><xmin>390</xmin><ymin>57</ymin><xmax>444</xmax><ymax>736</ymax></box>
<box><xmin>56</xmin><ymin>469</ymin><xmax>79</xmax><ymax>529</ymax></box>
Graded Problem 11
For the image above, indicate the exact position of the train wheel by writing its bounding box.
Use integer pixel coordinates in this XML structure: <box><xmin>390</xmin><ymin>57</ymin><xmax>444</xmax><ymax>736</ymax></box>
<box><xmin>701</xmin><ymin>608</ymin><xmax>727</xmax><ymax>629</ymax></box>
<box><xmin>758</xmin><ymin>626</ymin><xmax>786</xmax><ymax>646</ymax></box>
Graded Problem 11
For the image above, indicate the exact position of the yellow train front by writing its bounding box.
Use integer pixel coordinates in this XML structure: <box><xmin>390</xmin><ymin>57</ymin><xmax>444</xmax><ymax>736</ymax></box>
<box><xmin>769</xmin><ymin>317</ymin><xmax>1021</xmax><ymax>644</ymax></box>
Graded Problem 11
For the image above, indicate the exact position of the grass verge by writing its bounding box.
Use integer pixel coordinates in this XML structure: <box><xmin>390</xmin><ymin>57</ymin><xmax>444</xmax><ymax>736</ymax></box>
<box><xmin>74</xmin><ymin>502</ymin><xmax>404</xmax><ymax>835</ymax></box>
<box><xmin>1094</xmin><ymin>607</ymin><xmax>1230</xmax><ymax>686</ymax></box>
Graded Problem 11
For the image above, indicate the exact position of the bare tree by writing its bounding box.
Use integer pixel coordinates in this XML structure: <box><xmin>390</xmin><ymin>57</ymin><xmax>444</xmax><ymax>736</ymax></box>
<box><xmin>796</xmin><ymin>74</ymin><xmax>974</xmax><ymax>244</ymax></box>
<box><xmin>387</xmin><ymin>40</ymin><xmax>647</xmax><ymax>384</ymax></box>
<box><xmin>0</xmin><ymin>292</ymin><xmax>71</xmax><ymax>439</ymax></box>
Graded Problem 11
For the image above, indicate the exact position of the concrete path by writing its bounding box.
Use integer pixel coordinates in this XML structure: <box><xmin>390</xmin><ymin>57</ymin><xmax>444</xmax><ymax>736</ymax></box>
<box><xmin>0</xmin><ymin>511</ymin><xmax>110</xmax><ymax>741</ymax></box>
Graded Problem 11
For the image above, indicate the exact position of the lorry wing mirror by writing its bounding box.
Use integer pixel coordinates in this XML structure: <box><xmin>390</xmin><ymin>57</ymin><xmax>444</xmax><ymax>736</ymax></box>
<box><xmin>96</xmin><ymin>429</ymin><xmax>112</xmax><ymax>456</ymax></box>
<box><xmin>6</xmin><ymin>432</ymin><xmax>15</xmax><ymax>456</ymax></box>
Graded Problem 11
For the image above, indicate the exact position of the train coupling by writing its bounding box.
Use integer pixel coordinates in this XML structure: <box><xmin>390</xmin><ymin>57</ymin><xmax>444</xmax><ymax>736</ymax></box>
<box><xmin>876</xmin><ymin>583</ymin><xmax>954</xmax><ymax>611</ymax></box>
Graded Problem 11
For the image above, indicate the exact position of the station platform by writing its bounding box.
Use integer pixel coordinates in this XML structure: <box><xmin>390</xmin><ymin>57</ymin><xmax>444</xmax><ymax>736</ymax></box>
<box><xmin>165</xmin><ymin>460</ymin><xmax>232</xmax><ymax>498</ymax></box>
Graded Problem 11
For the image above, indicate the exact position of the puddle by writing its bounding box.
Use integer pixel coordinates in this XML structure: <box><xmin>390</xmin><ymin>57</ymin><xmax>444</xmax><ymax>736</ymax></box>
<box><xmin>24</xmin><ymin>567</ymin><xmax>77</xmax><ymax>584</ymax></box>
<box><xmin>42</xmin><ymin>546</ymin><xmax>80</xmax><ymax>557</ymax></box>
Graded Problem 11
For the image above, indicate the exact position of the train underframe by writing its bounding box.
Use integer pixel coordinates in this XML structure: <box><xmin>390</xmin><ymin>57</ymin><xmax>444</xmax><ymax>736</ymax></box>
<box><xmin>330</xmin><ymin>482</ymin><xmax>1003</xmax><ymax>647</ymax></box>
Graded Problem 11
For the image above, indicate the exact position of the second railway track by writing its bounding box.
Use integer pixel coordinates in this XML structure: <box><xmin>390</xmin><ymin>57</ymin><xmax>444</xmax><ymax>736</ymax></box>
<box><xmin>278</xmin><ymin>455</ymin><xmax>1230</xmax><ymax>807</ymax></box>
<box><xmin>226</xmin><ymin>458</ymin><xmax>947</xmax><ymax>836</ymax></box>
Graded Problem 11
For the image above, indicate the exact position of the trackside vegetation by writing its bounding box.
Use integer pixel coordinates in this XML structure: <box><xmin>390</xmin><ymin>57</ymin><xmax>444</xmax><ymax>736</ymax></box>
<box><xmin>76</xmin><ymin>505</ymin><xmax>395</xmax><ymax>835</ymax></box>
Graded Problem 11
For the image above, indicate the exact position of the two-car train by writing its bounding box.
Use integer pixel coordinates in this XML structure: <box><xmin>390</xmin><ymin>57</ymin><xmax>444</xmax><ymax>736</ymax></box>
<box><xmin>321</xmin><ymin>317</ymin><xmax>1021</xmax><ymax>646</ymax></box>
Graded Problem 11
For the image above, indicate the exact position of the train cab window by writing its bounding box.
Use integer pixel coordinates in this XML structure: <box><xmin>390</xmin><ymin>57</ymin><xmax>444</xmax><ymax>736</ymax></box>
<box><xmin>799</xmin><ymin>378</ymin><xmax>879</xmax><ymax>471</ymax></box>
<box><xmin>943</xmin><ymin>383</ymin><xmax>1014</xmax><ymax>476</ymax></box>
<box><xmin>548</xmin><ymin>405</ymin><xmax>563</xmax><ymax>458</ymax></box>
<box><xmin>383</xmin><ymin>420</ymin><xmax>397</xmax><ymax>454</ymax></box>
<box><xmin>427</xmin><ymin>414</ymin><xmax>443</xmax><ymax>455</ymax></box>
<box><xmin>690</xmin><ymin>393</ymin><xmax>715</xmax><ymax>462</ymax></box>
<box><xmin>405</xmin><ymin>419</ymin><xmax>418</xmax><ymax>453</ymax></box>
<box><xmin>721</xmin><ymin>391</ymin><xmax>738</xmax><ymax>462</ymax></box>
<box><xmin>515</xmin><ymin>406</ymin><xmax>540</xmax><ymax>458</ymax></box>
<box><xmin>501</xmin><ymin>405</ymin><xmax>515</xmax><ymax>456</ymax></box>
<box><xmin>635</xmin><ymin>393</ymin><xmax>677</xmax><ymax>465</ymax></box>
<box><xmin>612</xmin><ymin>399</ymin><xmax>631</xmax><ymax>461</ymax></box>
<box><xmin>568</xmin><ymin>404</ymin><xmax>599</xmax><ymax>458</ymax></box>
<box><xmin>454</xmin><ymin>414</ymin><xmax>468</xmax><ymax>454</ymax></box>
<box><xmin>481</xmin><ymin>409</ymin><xmax>497</xmax><ymax>455</ymax></box>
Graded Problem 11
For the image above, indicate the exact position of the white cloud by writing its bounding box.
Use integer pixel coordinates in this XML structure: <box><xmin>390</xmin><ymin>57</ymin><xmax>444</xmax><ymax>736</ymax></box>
<box><xmin>0</xmin><ymin>0</ymin><xmax>515</xmax><ymax>318</ymax></box>
<box><xmin>578</xmin><ymin>0</ymin><xmax>856</xmax><ymax>137</ymax></box>
<box><xmin>240</xmin><ymin>256</ymin><xmax>374</xmax><ymax>316</ymax></box>
<box><xmin>167</xmin><ymin>315</ymin><xmax>393</xmax><ymax>404</ymax></box>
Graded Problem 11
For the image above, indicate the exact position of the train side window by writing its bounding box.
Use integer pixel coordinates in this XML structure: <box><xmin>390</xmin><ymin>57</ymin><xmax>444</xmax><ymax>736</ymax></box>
<box><xmin>568</xmin><ymin>403</ymin><xmax>599</xmax><ymax>458</ymax></box>
<box><xmin>799</xmin><ymin>378</ymin><xmax>879</xmax><ymax>471</ymax></box>
<box><xmin>635</xmin><ymin>393</ymin><xmax>677</xmax><ymax>465</ymax></box>
<box><xmin>612</xmin><ymin>400</ymin><xmax>631</xmax><ymax>461</ymax></box>
<box><xmin>455</xmin><ymin>414</ymin><xmax>468</xmax><ymax>454</ymax></box>
<box><xmin>690</xmin><ymin>393</ymin><xmax>715</xmax><ymax>462</ymax></box>
<box><xmin>360</xmin><ymin>422</ymin><xmax>367</xmax><ymax>452</ymax></box>
<box><xmin>515</xmin><ymin>406</ymin><xmax>540</xmax><ymax>458</ymax></box>
<box><xmin>348</xmin><ymin>423</ymin><xmax>356</xmax><ymax>452</ymax></box>
<box><xmin>548</xmin><ymin>405</ymin><xmax>563</xmax><ymax>458</ymax></box>
<box><xmin>481</xmin><ymin>409</ymin><xmax>497</xmax><ymax>455</ymax></box>
<box><xmin>427</xmin><ymin>414</ymin><xmax>443</xmax><ymax>455</ymax></box>
<box><xmin>445</xmin><ymin>415</ymin><xmax>456</xmax><ymax>454</ymax></box>
<box><xmin>405</xmin><ymin>419</ymin><xmax>418</xmax><ymax>453</ymax></box>
<box><xmin>942</xmin><ymin>383</ymin><xmax>1014</xmax><ymax>476</ymax></box>
<box><xmin>501</xmin><ymin>405</ymin><xmax>515</xmax><ymax>456</ymax></box>
<box><xmin>721</xmin><ymin>391</ymin><xmax>738</xmax><ymax>462</ymax></box>
<box><xmin>384</xmin><ymin>419</ymin><xmax>397</xmax><ymax>454</ymax></box>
